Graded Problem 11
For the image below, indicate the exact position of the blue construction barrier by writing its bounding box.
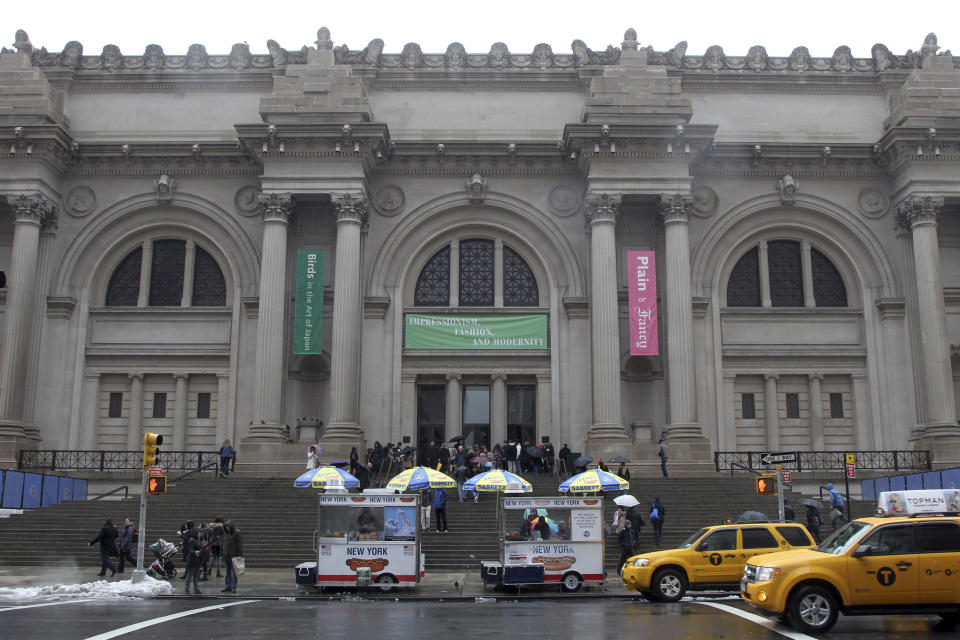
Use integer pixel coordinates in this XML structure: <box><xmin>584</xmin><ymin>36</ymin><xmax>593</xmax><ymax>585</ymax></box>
<box><xmin>22</xmin><ymin>473</ymin><xmax>42</xmax><ymax>508</ymax></box>
<box><xmin>59</xmin><ymin>476</ymin><xmax>74</xmax><ymax>502</ymax></box>
<box><xmin>0</xmin><ymin>470</ymin><xmax>4</xmax><ymax>502</ymax></box>
<box><xmin>906</xmin><ymin>473</ymin><xmax>923</xmax><ymax>490</ymax></box>
<box><xmin>943</xmin><ymin>468</ymin><xmax>960</xmax><ymax>490</ymax></box>
<box><xmin>862</xmin><ymin>467</ymin><xmax>960</xmax><ymax>500</ymax></box>
<box><xmin>861</xmin><ymin>478</ymin><xmax>876</xmax><ymax>501</ymax></box>
<box><xmin>923</xmin><ymin>470</ymin><xmax>942</xmax><ymax>490</ymax></box>
<box><xmin>2</xmin><ymin>470</ymin><xmax>24</xmax><ymax>508</ymax></box>
<box><xmin>42</xmin><ymin>475</ymin><xmax>59</xmax><ymax>507</ymax></box>
<box><xmin>74</xmin><ymin>478</ymin><xmax>87</xmax><ymax>500</ymax></box>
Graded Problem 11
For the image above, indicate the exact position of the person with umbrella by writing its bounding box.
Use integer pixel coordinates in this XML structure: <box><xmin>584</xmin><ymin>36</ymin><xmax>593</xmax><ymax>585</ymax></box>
<box><xmin>783</xmin><ymin>501</ymin><xmax>795</xmax><ymax>522</ymax></box>
<box><xmin>617</xmin><ymin>520</ymin><xmax>637</xmax><ymax>575</ymax></box>
<box><xmin>306</xmin><ymin>444</ymin><xmax>320</xmax><ymax>470</ymax></box>
<box><xmin>558</xmin><ymin>443</ymin><xmax>570</xmax><ymax>477</ymax></box>
<box><xmin>799</xmin><ymin>498</ymin><xmax>823</xmax><ymax>543</ymax></box>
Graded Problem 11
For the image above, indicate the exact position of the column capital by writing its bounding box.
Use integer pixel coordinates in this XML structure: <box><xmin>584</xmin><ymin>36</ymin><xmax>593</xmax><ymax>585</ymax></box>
<box><xmin>216</xmin><ymin>372</ymin><xmax>230</xmax><ymax>381</ymax></box>
<box><xmin>173</xmin><ymin>371</ymin><xmax>189</xmax><ymax>381</ymax></box>
<box><xmin>491</xmin><ymin>373</ymin><xmax>508</xmax><ymax>382</ymax></box>
<box><xmin>8</xmin><ymin>193</ymin><xmax>56</xmax><ymax>228</ymax></box>
<box><xmin>659</xmin><ymin>193</ymin><xmax>694</xmax><ymax>224</ymax></box>
<box><xmin>334</xmin><ymin>193</ymin><xmax>369</xmax><ymax>225</ymax></box>
<box><xmin>584</xmin><ymin>193</ymin><xmax>620</xmax><ymax>226</ymax></box>
<box><xmin>895</xmin><ymin>195</ymin><xmax>943</xmax><ymax>230</ymax></box>
<box><xmin>257</xmin><ymin>192</ymin><xmax>294</xmax><ymax>223</ymax></box>
<box><xmin>128</xmin><ymin>372</ymin><xmax>143</xmax><ymax>382</ymax></box>
<box><xmin>445</xmin><ymin>373</ymin><xmax>462</xmax><ymax>382</ymax></box>
<box><xmin>764</xmin><ymin>373</ymin><xmax>779</xmax><ymax>382</ymax></box>
<box><xmin>807</xmin><ymin>372</ymin><xmax>824</xmax><ymax>382</ymax></box>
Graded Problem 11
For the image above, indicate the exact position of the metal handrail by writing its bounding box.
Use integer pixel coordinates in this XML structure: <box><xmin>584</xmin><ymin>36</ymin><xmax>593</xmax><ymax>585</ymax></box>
<box><xmin>715</xmin><ymin>450</ymin><xmax>931</xmax><ymax>473</ymax></box>
<box><xmin>169</xmin><ymin>461</ymin><xmax>220</xmax><ymax>483</ymax></box>
<box><xmin>17</xmin><ymin>449</ymin><xmax>221</xmax><ymax>472</ymax></box>
<box><xmin>729</xmin><ymin>462</ymin><xmax>762</xmax><ymax>477</ymax></box>
<box><xmin>90</xmin><ymin>485</ymin><xmax>129</xmax><ymax>501</ymax></box>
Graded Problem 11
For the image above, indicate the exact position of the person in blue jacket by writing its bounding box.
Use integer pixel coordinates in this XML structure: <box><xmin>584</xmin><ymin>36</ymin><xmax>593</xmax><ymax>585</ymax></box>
<box><xmin>432</xmin><ymin>487</ymin><xmax>448</xmax><ymax>533</ymax></box>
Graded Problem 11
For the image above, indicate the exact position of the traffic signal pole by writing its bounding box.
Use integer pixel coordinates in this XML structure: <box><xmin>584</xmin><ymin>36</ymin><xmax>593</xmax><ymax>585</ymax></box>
<box><xmin>777</xmin><ymin>465</ymin><xmax>785</xmax><ymax>522</ymax></box>
<box><xmin>131</xmin><ymin>470</ymin><xmax>148</xmax><ymax>584</ymax></box>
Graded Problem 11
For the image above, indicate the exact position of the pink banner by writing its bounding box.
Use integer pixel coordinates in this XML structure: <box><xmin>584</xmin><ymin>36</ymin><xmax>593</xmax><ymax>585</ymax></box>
<box><xmin>628</xmin><ymin>250</ymin><xmax>658</xmax><ymax>356</ymax></box>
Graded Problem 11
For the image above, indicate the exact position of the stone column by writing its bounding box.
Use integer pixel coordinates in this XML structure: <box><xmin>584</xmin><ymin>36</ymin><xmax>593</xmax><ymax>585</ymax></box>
<box><xmin>444</xmin><ymin>374</ymin><xmax>462</xmax><ymax>443</ymax></box>
<box><xmin>248</xmin><ymin>192</ymin><xmax>293</xmax><ymax>442</ymax></box>
<box><xmin>584</xmin><ymin>194</ymin><xmax>628</xmax><ymax>442</ymax></box>
<box><xmin>807</xmin><ymin>374</ymin><xmax>824</xmax><ymax>450</ymax></box>
<box><xmin>661</xmin><ymin>194</ymin><xmax>706</xmax><ymax>441</ymax></box>
<box><xmin>0</xmin><ymin>194</ymin><xmax>55</xmax><ymax>438</ymax></box>
<box><xmin>898</xmin><ymin>197</ymin><xmax>960</xmax><ymax>440</ymax></box>
<box><xmin>79</xmin><ymin>372</ymin><xmax>101</xmax><ymax>449</ymax></box>
<box><xmin>491</xmin><ymin>374</ymin><xmax>507</xmax><ymax>446</ymax></box>
<box><xmin>173</xmin><ymin>373</ymin><xmax>189</xmax><ymax>450</ymax></box>
<box><xmin>852</xmin><ymin>373</ymin><xmax>874</xmax><ymax>449</ymax></box>
<box><xmin>764</xmin><ymin>374</ymin><xmax>779</xmax><ymax>450</ymax></box>
<box><xmin>216</xmin><ymin>373</ymin><xmax>230</xmax><ymax>447</ymax></box>
<box><xmin>536</xmin><ymin>374</ymin><xmax>551</xmax><ymax>443</ymax></box>
<box><xmin>127</xmin><ymin>373</ymin><xmax>144</xmax><ymax>450</ymax></box>
<box><xmin>322</xmin><ymin>194</ymin><xmax>368</xmax><ymax>443</ymax></box>
<box><xmin>401</xmin><ymin>374</ymin><xmax>417</xmax><ymax>444</ymax></box>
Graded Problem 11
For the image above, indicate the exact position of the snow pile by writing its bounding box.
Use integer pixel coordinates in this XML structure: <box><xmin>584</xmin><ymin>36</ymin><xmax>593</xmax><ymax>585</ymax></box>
<box><xmin>0</xmin><ymin>576</ymin><xmax>173</xmax><ymax>601</ymax></box>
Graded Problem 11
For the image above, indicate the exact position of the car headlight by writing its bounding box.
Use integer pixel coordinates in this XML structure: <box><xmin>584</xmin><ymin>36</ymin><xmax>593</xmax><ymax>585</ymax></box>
<box><xmin>632</xmin><ymin>558</ymin><xmax>649</xmax><ymax>567</ymax></box>
<box><xmin>756</xmin><ymin>567</ymin><xmax>781</xmax><ymax>581</ymax></box>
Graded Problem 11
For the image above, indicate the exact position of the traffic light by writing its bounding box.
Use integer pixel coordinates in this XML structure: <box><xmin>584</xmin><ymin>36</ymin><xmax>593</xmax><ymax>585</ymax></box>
<box><xmin>147</xmin><ymin>475</ymin><xmax>167</xmax><ymax>494</ymax></box>
<box><xmin>143</xmin><ymin>432</ymin><xmax>162</xmax><ymax>469</ymax></box>
<box><xmin>756</xmin><ymin>474</ymin><xmax>778</xmax><ymax>495</ymax></box>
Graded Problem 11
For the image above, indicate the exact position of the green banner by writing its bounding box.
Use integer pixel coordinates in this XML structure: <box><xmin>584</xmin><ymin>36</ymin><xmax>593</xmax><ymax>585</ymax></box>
<box><xmin>405</xmin><ymin>314</ymin><xmax>548</xmax><ymax>350</ymax></box>
<box><xmin>293</xmin><ymin>250</ymin><xmax>324</xmax><ymax>354</ymax></box>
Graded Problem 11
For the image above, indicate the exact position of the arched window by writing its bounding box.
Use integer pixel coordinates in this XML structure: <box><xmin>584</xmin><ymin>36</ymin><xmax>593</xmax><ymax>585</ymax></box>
<box><xmin>106</xmin><ymin>239</ymin><xmax>227</xmax><ymax>307</ymax></box>
<box><xmin>413</xmin><ymin>237</ymin><xmax>539</xmax><ymax>308</ymax></box>
<box><xmin>726</xmin><ymin>239</ymin><xmax>847</xmax><ymax>308</ymax></box>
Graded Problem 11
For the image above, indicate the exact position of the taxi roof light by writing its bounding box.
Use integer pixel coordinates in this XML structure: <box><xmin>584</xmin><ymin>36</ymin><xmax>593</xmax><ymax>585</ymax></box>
<box><xmin>876</xmin><ymin>489</ymin><xmax>960</xmax><ymax>517</ymax></box>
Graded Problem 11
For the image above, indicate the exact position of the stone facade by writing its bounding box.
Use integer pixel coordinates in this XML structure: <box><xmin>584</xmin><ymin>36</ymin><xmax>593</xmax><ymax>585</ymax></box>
<box><xmin>1</xmin><ymin>28</ymin><xmax>959</xmax><ymax>469</ymax></box>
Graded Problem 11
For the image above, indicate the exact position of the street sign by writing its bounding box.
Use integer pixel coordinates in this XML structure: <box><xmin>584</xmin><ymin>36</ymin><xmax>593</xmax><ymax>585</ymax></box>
<box><xmin>147</xmin><ymin>475</ymin><xmax>167</xmax><ymax>494</ymax></box>
<box><xmin>845</xmin><ymin>453</ymin><xmax>856</xmax><ymax>465</ymax></box>
<box><xmin>846</xmin><ymin>463</ymin><xmax>856</xmax><ymax>479</ymax></box>
<box><xmin>782</xmin><ymin>470</ymin><xmax>792</xmax><ymax>483</ymax></box>
<box><xmin>760</xmin><ymin>452</ymin><xmax>796</xmax><ymax>465</ymax></box>
<box><xmin>755</xmin><ymin>474</ymin><xmax>778</xmax><ymax>495</ymax></box>
<box><xmin>147</xmin><ymin>466</ymin><xmax>162</xmax><ymax>476</ymax></box>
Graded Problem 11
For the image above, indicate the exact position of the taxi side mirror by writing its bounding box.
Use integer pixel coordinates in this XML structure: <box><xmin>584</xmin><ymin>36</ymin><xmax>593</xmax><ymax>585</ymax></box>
<box><xmin>851</xmin><ymin>544</ymin><xmax>872</xmax><ymax>558</ymax></box>
<box><xmin>696</xmin><ymin>542</ymin><xmax>708</xmax><ymax>552</ymax></box>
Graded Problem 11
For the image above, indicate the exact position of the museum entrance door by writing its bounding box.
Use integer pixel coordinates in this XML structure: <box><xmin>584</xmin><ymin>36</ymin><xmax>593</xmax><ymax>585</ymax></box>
<box><xmin>417</xmin><ymin>384</ymin><xmax>446</xmax><ymax>456</ymax></box>
<box><xmin>462</xmin><ymin>384</ymin><xmax>491</xmax><ymax>449</ymax></box>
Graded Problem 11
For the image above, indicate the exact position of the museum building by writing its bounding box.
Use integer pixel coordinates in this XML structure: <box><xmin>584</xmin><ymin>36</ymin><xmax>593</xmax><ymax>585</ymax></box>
<box><xmin>0</xmin><ymin>27</ymin><xmax>959</xmax><ymax>470</ymax></box>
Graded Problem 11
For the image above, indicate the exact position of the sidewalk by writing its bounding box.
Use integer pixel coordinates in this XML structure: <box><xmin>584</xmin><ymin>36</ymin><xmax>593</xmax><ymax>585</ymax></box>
<box><xmin>0</xmin><ymin>566</ymin><xmax>639</xmax><ymax>600</ymax></box>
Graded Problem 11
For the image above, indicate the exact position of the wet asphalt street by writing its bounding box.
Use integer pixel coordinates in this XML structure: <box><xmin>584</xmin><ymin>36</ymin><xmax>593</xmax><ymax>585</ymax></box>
<box><xmin>0</xmin><ymin>598</ymin><xmax>955</xmax><ymax>639</ymax></box>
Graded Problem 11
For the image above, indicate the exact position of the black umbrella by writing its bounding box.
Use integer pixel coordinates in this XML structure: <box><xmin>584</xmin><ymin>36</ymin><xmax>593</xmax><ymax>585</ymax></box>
<box><xmin>737</xmin><ymin>510</ymin><xmax>768</xmax><ymax>523</ymax></box>
<box><xmin>448</xmin><ymin>435</ymin><xmax>465</xmax><ymax>443</ymax></box>
<box><xmin>526</xmin><ymin>446</ymin><xmax>546</xmax><ymax>458</ymax></box>
<box><xmin>574</xmin><ymin>455</ymin><xmax>593</xmax><ymax>468</ymax></box>
<box><xmin>608</xmin><ymin>456</ymin><xmax>631</xmax><ymax>463</ymax></box>
<box><xmin>328</xmin><ymin>460</ymin><xmax>348</xmax><ymax>468</ymax></box>
<box><xmin>798</xmin><ymin>497</ymin><xmax>823</xmax><ymax>508</ymax></box>
<box><xmin>398</xmin><ymin>446</ymin><xmax>417</xmax><ymax>456</ymax></box>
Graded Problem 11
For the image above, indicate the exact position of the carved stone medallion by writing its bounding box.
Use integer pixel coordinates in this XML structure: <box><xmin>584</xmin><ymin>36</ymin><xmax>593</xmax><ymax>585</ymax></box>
<box><xmin>548</xmin><ymin>185</ymin><xmax>581</xmax><ymax>217</ymax></box>
<box><xmin>64</xmin><ymin>185</ymin><xmax>96</xmax><ymax>217</ymax></box>
<box><xmin>234</xmin><ymin>185</ymin><xmax>261</xmax><ymax>216</ymax></box>
<box><xmin>857</xmin><ymin>186</ymin><xmax>889</xmax><ymax>219</ymax></box>
<box><xmin>691</xmin><ymin>186</ymin><xmax>718</xmax><ymax>218</ymax></box>
<box><xmin>374</xmin><ymin>184</ymin><xmax>405</xmax><ymax>216</ymax></box>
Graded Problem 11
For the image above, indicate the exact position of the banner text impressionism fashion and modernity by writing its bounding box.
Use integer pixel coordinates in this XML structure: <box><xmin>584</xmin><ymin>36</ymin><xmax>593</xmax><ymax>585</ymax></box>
<box><xmin>404</xmin><ymin>314</ymin><xmax>548</xmax><ymax>350</ymax></box>
<box><xmin>293</xmin><ymin>250</ymin><xmax>324</xmax><ymax>354</ymax></box>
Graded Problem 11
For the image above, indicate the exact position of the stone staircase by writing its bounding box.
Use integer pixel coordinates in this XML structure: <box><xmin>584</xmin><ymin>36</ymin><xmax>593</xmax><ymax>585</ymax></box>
<box><xmin>0</xmin><ymin>472</ymin><xmax>876</xmax><ymax>575</ymax></box>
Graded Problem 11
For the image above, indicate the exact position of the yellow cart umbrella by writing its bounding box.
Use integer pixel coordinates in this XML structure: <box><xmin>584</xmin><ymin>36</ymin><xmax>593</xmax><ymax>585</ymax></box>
<box><xmin>294</xmin><ymin>466</ymin><xmax>359</xmax><ymax>489</ymax></box>
<box><xmin>386</xmin><ymin>466</ymin><xmax>456</xmax><ymax>491</ymax></box>
<box><xmin>558</xmin><ymin>469</ymin><xmax>629</xmax><ymax>493</ymax></box>
<box><xmin>463</xmin><ymin>469</ymin><xmax>533</xmax><ymax>493</ymax></box>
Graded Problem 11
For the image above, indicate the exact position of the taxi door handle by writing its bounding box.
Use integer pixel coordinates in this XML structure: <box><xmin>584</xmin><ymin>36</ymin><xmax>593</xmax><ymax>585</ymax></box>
<box><xmin>725</xmin><ymin>554</ymin><xmax>736</xmax><ymax>558</ymax></box>
<box><xmin>896</xmin><ymin>561</ymin><xmax>912</xmax><ymax>568</ymax></box>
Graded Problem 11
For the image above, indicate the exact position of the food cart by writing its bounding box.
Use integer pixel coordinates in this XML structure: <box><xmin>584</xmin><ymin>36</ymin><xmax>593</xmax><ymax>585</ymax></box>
<box><xmin>481</xmin><ymin>495</ymin><xmax>605</xmax><ymax>592</ymax></box>
<box><xmin>297</xmin><ymin>493</ymin><xmax>424</xmax><ymax>591</ymax></box>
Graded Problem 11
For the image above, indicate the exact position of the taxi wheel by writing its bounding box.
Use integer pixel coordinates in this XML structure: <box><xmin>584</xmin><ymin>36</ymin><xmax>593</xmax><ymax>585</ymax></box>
<box><xmin>651</xmin><ymin>568</ymin><xmax>686</xmax><ymax>602</ymax></box>
<box><xmin>561</xmin><ymin>572</ymin><xmax>583</xmax><ymax>593</ymax></box>
<box><xmin>376</xmin><ymin>574</ymin><xmax>398</xmax><ymax>592</ymax></box>
<box><xmin>787</xmin><ymin>585</ymin><xmax>838</xmax><ymax>634</ymax></box>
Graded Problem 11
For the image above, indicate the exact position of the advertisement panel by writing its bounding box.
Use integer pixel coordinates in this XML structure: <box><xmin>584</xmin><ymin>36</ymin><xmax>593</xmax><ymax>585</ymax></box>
<box><xmin>404</xmin><ymin>314</ymin><xmax>548</xmax><ymax>350</ymax></box>
<box><xmin>293</xmin><ymin>250</ymin><xmax>324</xmax><ymax>354</ymax></box>
<box><xmin>627</xmin><ymin>250</ymin><xmax>658</xmax><ymax>356</ymax></box>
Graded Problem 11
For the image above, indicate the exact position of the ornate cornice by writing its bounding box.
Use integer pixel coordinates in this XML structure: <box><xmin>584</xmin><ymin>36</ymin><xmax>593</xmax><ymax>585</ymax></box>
<box><xmin>895</xmin><ymin>195</ymin><xmax>943</xmax><ymax>229</ymax></box>
<box><xmin>257</xmin><ymin>192</ymin><xmax>294</xmax><ymax>223</ymax></box>
<box><xmin>693</xmin><ymin>142</ymin><xmax>890</xmax><ymax>178</ymax></box>
<box><xmin>659</xmin><ymin>194</ymin><xmax>694</xmax><ymax>224</ymax></box>
<box><xmin>584</xmin><ymin>193</ymin><xmax>620</xmax><ymax>225</ymax></box>
<box><xmin>563</xmin><ymin>123</ymin><xmax>717</xmax><ymax>165</ymax></box>
<box><xmin>7</xmin><ymin>193</ymin><xmax>56</xmax><ymax>228</ymax></box>
<box><xmin>334</xmin><ymin>193</ymin><xmax>369</xmax><ymax>224</ymax></box>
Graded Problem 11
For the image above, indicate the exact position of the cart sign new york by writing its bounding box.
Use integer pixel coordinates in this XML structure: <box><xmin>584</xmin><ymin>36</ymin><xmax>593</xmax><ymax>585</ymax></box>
<box><xmin>405</xmin><ymin>314</ymin><xmax>548</xmax><ymax>350</ymax></box>
<box><xmin>628</xmin><ymin>250</ymin><xmax>659</xmax><ymax>356</ymax></box>
<box><xmin>293</xmin><ymin>250</ymin><xmax>324</xmax><ymax>354</ymax></box>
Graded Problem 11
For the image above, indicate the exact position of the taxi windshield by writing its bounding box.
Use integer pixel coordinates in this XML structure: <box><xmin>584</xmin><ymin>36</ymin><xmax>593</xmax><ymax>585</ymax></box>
<box><xmin>679</xmin><ymin>527</ymin><xmax>710</xmax><ymax>549</ymax></box>
<box><xmin>817</xmin><ymin>520</ymin><xmax>870</xmax><ymax>554</ymax></box>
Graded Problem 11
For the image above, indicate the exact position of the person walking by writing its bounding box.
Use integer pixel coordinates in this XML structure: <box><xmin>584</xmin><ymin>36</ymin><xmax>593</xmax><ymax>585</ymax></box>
<box><xmin>209</xmin><ymin>517</ymin><xmax>225</xmax><ymax>577</ymax></box>
<box><xmin>454</xmin><ymin>444</ymin><xmax>470</xmax><ymax>502</ymax></box>
<box><xmin>657</xmin><ymin>438</ymin><xmax>669</xmax><ymax>478</ymax></box>
<box><xmin>306</xmin><ymin>445</ymin><xmax>320</xmax><ymax>470</ymax></box>
<box><xmin>625</xmin><ymin>505</ymin><xmax>645</xmax><ymax>551</ymax></box>
<box><xmin>649</xmin><ymin>497</ymin><xmax>666</xmax><ymax>548</ymax></box>
<box><xmin>117</xmin><ymin>518</ymin><xmax>137</xmax><ymax>573</ymax></box>
<box><xmin>349</xmin><ymin>446</ymin><xmax>360</xmax><ymax>476</ymax></box>
<box><xmin>421</xmin><ymin>488</ymin><xmax>432</xmax><ymax>531</ymax></box>
<box><xmin>88</xmin><ymin>518</ymin><xmax>119</xmax><ymax>577</ymax></box>
<box><xmin>184</xmin><ymin>527</ymin><xmax>204</xmax><ymax>595</ymax></box>
<box><xmin>783</xmin><ymin>502</ymin><xmax>796</xmax><ymax>522</ymax></box>
<box><xmin>805</xmin><ymin>504</ymin><xmax>823</xmax><ymax>544</ymax></box>
<box><xmin>433</xmin><ymin>486</ymin><xmax>448</xmax><ymax>533</ymax></box>
<box><xmin>617</xmin><ymin>520</ymin><xmax>638</xmax><ymax>575</ymax></box>
<box><xmin>219</xmin><ymin>439</ymin><xmax>234</xmax><ymax>477</ymax></box>
<box><xmin>221</xmin><ymin>522</ymin><xmax>243</xmax><ymax>593</ymax></box>
<box><xmin>558</xmin><ymin>443</ymin><xmax>570</xmax><ymax>477</ymax></box>
<box><xmin>827</xmin><ymin>483</ymin><xmax>847</xmax><ymax>530</ymax></box>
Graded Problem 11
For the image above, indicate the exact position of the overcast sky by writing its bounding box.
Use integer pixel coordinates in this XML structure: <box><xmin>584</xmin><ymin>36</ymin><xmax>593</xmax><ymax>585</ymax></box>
<box><xmin>9</xmin><ymin>0</ymin><xmax>960</xmax><ymax>59</ymax></box>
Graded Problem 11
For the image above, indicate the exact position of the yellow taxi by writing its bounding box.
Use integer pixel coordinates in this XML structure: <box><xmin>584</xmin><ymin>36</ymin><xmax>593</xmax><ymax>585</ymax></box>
<box><xmin>741</xmin><ymin>489</ymin><xmax>960</xmax><ymax>633</ymax></box>
<box><xmin>621</xmin><ymin>521</ymin><xmax>815</xmax><ymax>601</ymax></box>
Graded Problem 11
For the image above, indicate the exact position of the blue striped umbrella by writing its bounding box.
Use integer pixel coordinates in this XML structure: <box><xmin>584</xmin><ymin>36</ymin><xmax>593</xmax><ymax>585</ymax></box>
<box><xmin>294</xmin><ymin>466</ymin><xmax>360</xmax><ymax>489</ymax></box>
<box><xmin>558</xmin><ymin>469</ymin><xmax>629</xmax><ymax>493</ymax></box>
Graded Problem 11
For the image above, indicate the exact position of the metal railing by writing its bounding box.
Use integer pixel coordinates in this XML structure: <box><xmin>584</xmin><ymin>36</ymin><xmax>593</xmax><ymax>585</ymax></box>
<box><xmin>715</xmin><ymin>450</ymin><xmax>931</xmax><ymax>473</ymax></box>
<box><xmin>90</xmin><ymin>485</ymin><xmax>129</xmax><ymax>501</ymax></box>
<box><xmin>17</xmin><ymin>449</ymin><xmax>221</xmax><ymax>473</ymax></box>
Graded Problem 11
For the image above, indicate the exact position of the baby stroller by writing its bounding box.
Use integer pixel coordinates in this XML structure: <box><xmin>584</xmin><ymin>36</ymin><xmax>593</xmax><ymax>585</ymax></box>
<box><xmin>146</xmin><ymin>538</ymin><xmax>180</xmax><ymax>579</ymax></box>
